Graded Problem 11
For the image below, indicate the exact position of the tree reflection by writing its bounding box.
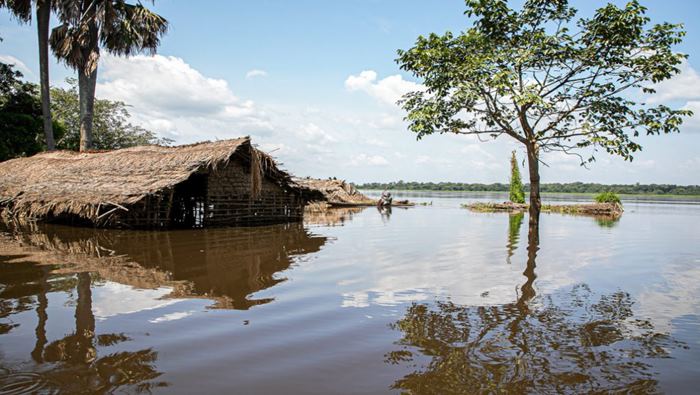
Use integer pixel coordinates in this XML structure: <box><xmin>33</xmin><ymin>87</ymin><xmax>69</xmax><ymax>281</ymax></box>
<box><xmin>594</xmin><ymin>215</ymin><xmax>621</xmax><ymax>228</ymax></box>
<box><xmin>386</xmin><ymin>222</ymin><xmax>682</xmax><ymax>393</ymax></box>
<box><xmin>0</xmin><ymin>270</ymin><xmax>167</xmax><ymax>393</ymax></box>
<box><xmin>506</xmin><ymin>213</ymin><xmax>524</xmax><ymax>265</ymax></box>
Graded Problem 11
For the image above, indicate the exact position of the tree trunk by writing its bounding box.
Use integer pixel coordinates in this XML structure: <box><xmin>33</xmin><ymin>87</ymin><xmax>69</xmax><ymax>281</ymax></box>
<box><xmin>31</xmin><ymin>268</ymin><xmax>49</xmax><ymax>363</ymax></box>
<box><xmin>78</xmin><ymin>65</ymin><xmax>97</xmax><ymax>152</ymax></box>
<box><xmin>78</xmin><ymin>12</ymin><xmax>99</xmax><ymax>152</ymax></box>
<box><xmin>75</xmin><ymin>272</ymin><xmax>96</xmax><ymax>363</ymax></box>
<box><xmin>526</xmin><ymin>142</ymin><xmax>541</xmax><ymax>227</ymax></box>
<box><xmin>36</xmin><ymin>0</ymin><xmax>54</xmax><ymax>150</ymax></box>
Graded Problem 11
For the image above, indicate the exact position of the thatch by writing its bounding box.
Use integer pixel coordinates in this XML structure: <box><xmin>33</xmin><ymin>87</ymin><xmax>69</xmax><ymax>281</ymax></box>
<box><xmin>0</xmin><ymin>137</ymin><xmax>299</xmax><ymax>224</ymax></box>
<box><xmin>293</xmin><ymin>177</ymin><xmax>372</xmax><ymax>204</ymax></box>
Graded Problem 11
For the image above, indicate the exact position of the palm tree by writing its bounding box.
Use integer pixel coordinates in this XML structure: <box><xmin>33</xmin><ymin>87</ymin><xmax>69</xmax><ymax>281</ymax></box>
<box><xmin>0</xmin><ymin>0</ymin><xmax>56</xmax><ymax>150</ymax></box>
<box><xmin>50</xmin><ymin>0</ymin><xmax>167</xmax><ymax>151</ymax></box>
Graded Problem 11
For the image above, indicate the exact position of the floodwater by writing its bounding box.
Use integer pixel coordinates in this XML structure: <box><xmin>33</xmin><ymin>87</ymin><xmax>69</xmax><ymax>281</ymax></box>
<box><xmin>1</xmin><ymin>193</ymin><xmax>699</xmax><ymax>394</ymax></box>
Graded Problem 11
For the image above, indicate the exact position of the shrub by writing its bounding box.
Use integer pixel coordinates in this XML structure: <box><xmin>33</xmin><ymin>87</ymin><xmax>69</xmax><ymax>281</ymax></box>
<box><xmin>595</xmin><ymin>191</ymin><xmax>621</xmax><ymax>205</ymax></box>
<box><xmin>509</xmin><ymin>151</ymin><xmax>525</xmax><ymax>204</ymax></box>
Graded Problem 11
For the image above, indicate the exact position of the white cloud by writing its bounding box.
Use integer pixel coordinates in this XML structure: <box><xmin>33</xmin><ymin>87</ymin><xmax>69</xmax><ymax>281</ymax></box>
<box><xmin>345</xmin><ymin>70</ymin><xmax>423</xmax><ymax>106</ymax></box>
<box><xmin>460</xmin><ymin>144</ymin><xmax>495</xmax><ymax>159</ymax></box>
<box><xmin>0</xmin><ymin>54</ymin><xmax>33</xmax><ymax>76</ymax></box>
<box><xmin>245</xmin><ymin>69</ymin><xmax>268</xmax><ymax>79</ymax></box>
<box><xmin>97</xmin><ymin>54</ymin><xmax>273</xmax><ymax>142</ymax></box>
<box><xmin>681</xmin><ymin>101</ymin><xmax>700</xmax><ymax>132</ymax></box>
<box><xmin>365</xmin><ymin>137</ymin><xmax>388</xmax><ymax>147</ymax></box>
<box><xmin>648</xmin><ymin>60</ymin><xmax>700</xmax><ymax>103</ymax></box>
<box><xmin>92</xmin><ymin>282</ymin><xmax>182</xmax><ymax>320</ymax></box>
<box><xmin>294</xmin><ymin>122</ymin><xmax>336</xmax><ymax>143</ymax></box>
<box><xmin>349</xmin><ymin>153</ymin><xmax>389</xmax><ymax>167</ymax></box>
<box><xmin>150</xmin><ymin>310</ymin><xmax>195</xmax><ymax>323</ymax></box>
<box><xmin>415</xmin><ymin>155</ymin><xmax>431</xmax><ymax>164</ymax></box>
<box><xmin>368</xmin><ymin>113</ymin><xmax>402</xmax><ymax>129</ymax></box>
<box><xmin>680</xmin><ymin>156</ymin><xmax>700</xmax><ymax>171</ymax></box>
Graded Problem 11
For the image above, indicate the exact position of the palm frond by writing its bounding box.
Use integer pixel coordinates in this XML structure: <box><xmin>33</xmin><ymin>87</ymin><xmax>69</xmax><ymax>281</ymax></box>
<box><xmin>0</xmin><ymin>0</ymin><xmax>32</xmax><ymax>22</ymax></box>
<box><xmin>101</xmin><ymin>2</ymin><xmax>168</xmax><ymax>56</ymax></box>
<box><xmin>50</xmin><ymin>21</ymin><xmax>99</xmax><ymax>74</ymax></box>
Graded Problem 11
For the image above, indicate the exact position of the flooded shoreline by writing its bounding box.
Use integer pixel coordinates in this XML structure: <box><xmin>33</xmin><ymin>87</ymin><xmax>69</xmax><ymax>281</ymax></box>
<box><xmin>1</xmin><ymin>194</ymin><xmax>699</xmax><ymax>393</ymax></box>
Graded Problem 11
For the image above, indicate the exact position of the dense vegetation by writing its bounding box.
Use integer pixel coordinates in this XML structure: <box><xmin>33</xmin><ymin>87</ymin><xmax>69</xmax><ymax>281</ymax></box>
<box><xmin>595</xmin><ymin>192</ymin><xmax>622</xmax><ymax>204</ymax></box>
<box><xmin>357</xmin><ymin>181</ymin><xmax>700</xmax><ymax>196</ymax></box>
<box><xmin>1</xmin><ymin>0</ymin><xmax>168</xmax><ymax>152</ymax></box>
<box><xmin>0</xmin><ymin>62</ymin><xmax>62</xmax><ymax>161</ymax></box>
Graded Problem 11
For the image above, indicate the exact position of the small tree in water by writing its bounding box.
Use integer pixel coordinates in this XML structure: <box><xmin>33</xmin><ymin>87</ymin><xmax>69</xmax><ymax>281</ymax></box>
<box><xmin>509</xmin><ymin>151</ymin><xmax>525</xmax><ymax>204</ymax></box>
<box><xmin>397</xmin><ymin>0</ymin><xmax>691</xmax><ymax>225</ymax></box>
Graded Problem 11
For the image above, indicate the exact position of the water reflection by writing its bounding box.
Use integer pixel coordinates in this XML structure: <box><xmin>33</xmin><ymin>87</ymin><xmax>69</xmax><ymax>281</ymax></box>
<box><xmin>506</xmin><ymin>213</ymin><xmax>524</xmax><ymax>265</ymax></box>
<box><xmin>303</xmin><ymin>207</ymin><xmax>365</xmax><ymax>227</ymax></box>
<box><xmin>378</xmin><ymin>206</ymin><xmax>392</xmax><ymax>222</ymax></box>
<box><xmin>594</xmin><ymin>215</ymin><xmax>621</xmax><ymax>228</ymax></box>
<box><xmin>386</xmin><ymin>223</ymin><xmax>684</xmax><ymax>393</ymax></box>
<box><xmin>0</xmin><ymin>264</ymin><xmax>166</xmax><ymax>393</ymax></box>
<box><xmin>1</xmin><ymin>221</ymin><xmax>327</xmax><ymax>309</ymax></box>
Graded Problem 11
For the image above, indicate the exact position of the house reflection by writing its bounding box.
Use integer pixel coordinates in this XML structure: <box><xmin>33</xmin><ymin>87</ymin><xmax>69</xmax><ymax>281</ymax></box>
<box><xmin>385</xmin><ymin>223</ymin><xmax>682</xmax><ymax>393</ymax></box>
<box><xmin>303</xmin><ymin>207</ymin><xmax>365</xmax><ymax>227</ymax></box>
<box><xmin>1</xmin><ymin>221</ymin><xmax>328</xmax><ymax>309</ymax></box>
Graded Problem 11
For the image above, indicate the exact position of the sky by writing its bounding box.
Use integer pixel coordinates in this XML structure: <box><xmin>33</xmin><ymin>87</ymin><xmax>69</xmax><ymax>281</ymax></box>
<box><xmin>1</xmin><ymin>0</ymin><xmax>699</xmax><ymax>185</ymax></box>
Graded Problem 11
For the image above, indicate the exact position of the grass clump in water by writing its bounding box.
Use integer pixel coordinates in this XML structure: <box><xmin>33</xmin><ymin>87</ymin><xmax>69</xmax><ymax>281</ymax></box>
<box><xmin>595</xmin><ymin>191</ymin><xmax>622</xmax><ymax>205</ymax></box>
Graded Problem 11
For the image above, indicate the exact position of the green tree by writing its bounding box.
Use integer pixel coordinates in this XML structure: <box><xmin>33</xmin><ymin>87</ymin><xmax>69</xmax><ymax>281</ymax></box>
<box><xmin>0</xmin><ymin>0</ymin><xmax>56</xmax><ymax>150</ymax></box>
<box><xmin>509</xmin><ymin>151</ymin><xmax>525</xmax><ymax>203</ymax></box>
<box><xmin>397</xmin><ymin>0</ymin><xmax>691</xmax><ymax>225</ymax></box>
<box><xmin>0</xmin><ymin>62</ymin><xmax>65</xmax><ymax>161</ymax></box>
<box><xmin>51</xmin><ymin>78</ymin><xmax>172</xmax><ymax>150</ymax></box>
<box><xmin>50</xmin><ymin>0</ymin><xmax>168</xmax><ymax>151</ymax></box>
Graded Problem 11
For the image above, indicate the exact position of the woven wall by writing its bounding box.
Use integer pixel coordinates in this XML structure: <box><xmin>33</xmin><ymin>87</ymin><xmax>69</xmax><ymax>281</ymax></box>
<box><xmin>106</xmin><ymin>160</ymin><xmax>303</xmax><ymax>229</ymax></box>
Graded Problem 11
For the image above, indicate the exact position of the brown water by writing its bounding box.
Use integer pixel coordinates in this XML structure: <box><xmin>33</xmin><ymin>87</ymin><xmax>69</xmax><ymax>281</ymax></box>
<box><xmin>1</xmin><ymin>193</ymin><xmax>699</xmax><ymax>394</ymax></box>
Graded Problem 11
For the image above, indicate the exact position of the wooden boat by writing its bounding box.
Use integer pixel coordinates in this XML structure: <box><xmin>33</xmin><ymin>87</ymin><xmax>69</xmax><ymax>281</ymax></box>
<box><xmin>328</xmin><ymin>200</ymin><xmax>416</xmax><ymax>208</ymax></box>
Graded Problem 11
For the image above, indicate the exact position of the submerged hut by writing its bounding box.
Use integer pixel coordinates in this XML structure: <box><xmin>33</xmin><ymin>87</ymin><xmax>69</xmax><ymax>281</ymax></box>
<box><xmin>293</xmin><ymin>177</ymin><xmax>373</xmax><ymax>205</ymax></box>
<box><xmin>0</xmin><ymin>137</ymin><xmax>309</xmax><ymax>228</ymax></box>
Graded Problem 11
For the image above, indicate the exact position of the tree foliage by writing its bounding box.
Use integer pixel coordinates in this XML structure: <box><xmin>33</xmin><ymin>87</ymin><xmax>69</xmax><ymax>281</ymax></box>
<box><xmin>396</xmin><ymin>0</ymin><xmax>692</xmax><ymax>215</ymax></box>
<box><xmin>51</xmin><ymin>78</ymin><xmax>172</xmax><ymax>150</ymax></box>
<box><xmin>50</xmin><ymin>0</ymin><xmax>168</xmax><ymax>75</ymax></box>
<box><xmin>0</xmin><ymin>62</ymin><xmax>63</xmax><ymax>161</ymax></box>
<box><xmin>509</xmin><ymin>151</ymin><xmax>525</xmax><ymax>203</ymax></box>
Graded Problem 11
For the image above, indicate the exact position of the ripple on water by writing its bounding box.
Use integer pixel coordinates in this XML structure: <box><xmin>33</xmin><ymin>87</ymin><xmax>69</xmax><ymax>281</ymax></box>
<box><xmin>0</xmin><ymin>371</ymin><xmax>58</xmax><ymax>395</ymax></box>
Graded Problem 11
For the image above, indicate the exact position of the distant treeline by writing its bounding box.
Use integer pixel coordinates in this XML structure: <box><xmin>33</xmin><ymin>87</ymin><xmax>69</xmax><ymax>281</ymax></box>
<box><xmin>357</xmin><ymin>181</ymin><xmax>700</xmax><ymax>195</ymax></box>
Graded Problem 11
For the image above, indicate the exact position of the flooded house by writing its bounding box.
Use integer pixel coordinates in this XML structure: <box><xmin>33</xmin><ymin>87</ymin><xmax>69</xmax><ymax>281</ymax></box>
<box><xmin>0</xmin><ymin>137</ymin><xmax>309</xmax><ymax>228</ymax></box>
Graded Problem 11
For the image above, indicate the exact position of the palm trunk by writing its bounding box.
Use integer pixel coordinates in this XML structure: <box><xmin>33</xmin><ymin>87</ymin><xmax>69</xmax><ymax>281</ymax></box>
<box><xmin>75</xmin><ymin>272</ymin><xmax>95</xmax><ymax>363</ymax></box>
<box><xmin>526</xmin><ymin>142</ymin><xmax>541</xmax><ymax>227</ymax></box>
<box><xmin>78</xmin><ymin>11</ymin><xmax>99</xmax><ymax>152</ymax></box>
<box><xmin>36</xmin><ymin>0</ymin><xmax>55</xmax><ymax>150</ymax></box>
<box><xmin>31</xmin><ymin>268</ymin><xmax>49</xmax><ymax>363</ymax></box>
<box><xmin>78</xmin><ymin>67</ymin><xmax>97</xmax><ymax>151</ymax></box>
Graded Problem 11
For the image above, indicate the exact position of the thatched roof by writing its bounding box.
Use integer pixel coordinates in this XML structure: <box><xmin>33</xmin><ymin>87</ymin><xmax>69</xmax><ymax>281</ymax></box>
<box><xmin>293</xmin><ymin>177</ymin><xmax>372</xmax><ymax>204</ymax></box>
<box><xmin>0</xmin><ymin>137</ymin><xmax>300</xmax><ymax>223</ymax></box>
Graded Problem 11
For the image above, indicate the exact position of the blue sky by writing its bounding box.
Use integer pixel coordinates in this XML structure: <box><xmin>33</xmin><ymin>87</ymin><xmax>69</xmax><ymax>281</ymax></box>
<box><xmin>2</xmin><ymin>0</ymin><xmax>699</xmax><ymax>184</ymax></box>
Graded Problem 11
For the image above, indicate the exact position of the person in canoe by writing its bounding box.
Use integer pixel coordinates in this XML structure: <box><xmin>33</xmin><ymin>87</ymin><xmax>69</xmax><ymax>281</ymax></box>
<box><xmin>378</xmin><ymin>190</ymin><xmax>393</xmax><ymax>207</ymax></box>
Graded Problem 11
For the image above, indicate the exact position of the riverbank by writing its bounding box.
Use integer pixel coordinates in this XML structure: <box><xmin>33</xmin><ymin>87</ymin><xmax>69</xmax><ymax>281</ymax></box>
<box><xmin>362</xmin><ymin>189</ymin><xmax>700</xmax><ymax>199</ymax></box>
